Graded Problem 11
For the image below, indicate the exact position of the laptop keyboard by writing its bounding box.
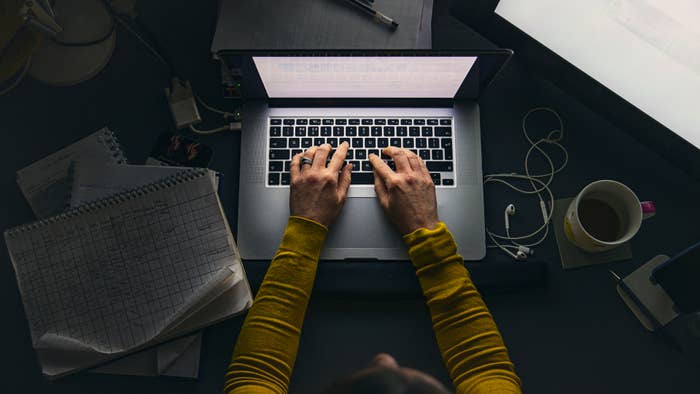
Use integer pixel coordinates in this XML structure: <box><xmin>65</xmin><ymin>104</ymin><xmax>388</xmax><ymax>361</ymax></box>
<box><xmin>267</xmin><ymin>117</ymin><xmax>455</xmax><ymax>187</ymax></box>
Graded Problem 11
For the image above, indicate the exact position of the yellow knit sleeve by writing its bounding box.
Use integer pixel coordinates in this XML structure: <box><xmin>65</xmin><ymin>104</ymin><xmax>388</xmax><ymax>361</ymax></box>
<box><xmin>404</xmin><ymin>223</ymin><xmax>522</xmax><ymax>394</ymax></box>
<box><xmin>224</xmin><ymin>216</ymin><xmax>327</xmax><ymax>394</ymax></box>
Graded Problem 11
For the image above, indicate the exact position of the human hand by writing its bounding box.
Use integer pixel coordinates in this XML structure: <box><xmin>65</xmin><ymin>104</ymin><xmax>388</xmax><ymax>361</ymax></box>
<box><xmin>369</xmin><ymin>147</ymin><xmax>439</xmax><ymax>234</ymax></box>
<box><xmin>289</xmin><ymin>142</ymin><xmax>353</xmax><ymax>228</ymax></box>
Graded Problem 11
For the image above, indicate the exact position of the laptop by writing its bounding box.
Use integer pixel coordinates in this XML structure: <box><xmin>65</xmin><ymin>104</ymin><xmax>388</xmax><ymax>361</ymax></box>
<box><xmin>228</xmin><ymin>50</ymin><xmax>512</xmax><ymax>260</ymax></box>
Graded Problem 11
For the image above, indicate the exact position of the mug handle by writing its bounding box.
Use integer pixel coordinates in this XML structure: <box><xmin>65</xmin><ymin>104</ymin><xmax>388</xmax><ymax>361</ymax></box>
<box><xmin>641</xmin><ymin>201</ymin><xmax>656</xmax><ymax>220</ymax></box>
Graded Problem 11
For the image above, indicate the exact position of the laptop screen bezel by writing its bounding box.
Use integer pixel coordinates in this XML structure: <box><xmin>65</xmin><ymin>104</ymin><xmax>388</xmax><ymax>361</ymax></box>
<box><xmin>218</xmin><ymin>50</ymin><xmax>512</xmax><ymax>106</ymax></box>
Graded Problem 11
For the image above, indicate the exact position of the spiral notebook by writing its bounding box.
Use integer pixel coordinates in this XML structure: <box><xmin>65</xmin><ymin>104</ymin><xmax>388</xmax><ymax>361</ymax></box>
<box><xmin>4</xmin><ymin>168</ymin><xmax>252</xmax><ymax>378</ymax></box>
<box><xmin>16</xmin><ymin>127</ymin><xmax>127</xmax><ymax>219</ymax></box>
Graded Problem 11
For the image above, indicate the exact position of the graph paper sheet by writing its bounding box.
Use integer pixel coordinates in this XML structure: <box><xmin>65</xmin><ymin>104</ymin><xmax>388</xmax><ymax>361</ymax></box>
<box><xmin>5</xmin><ymin>169</ymin><xmax>241</xmax><ymax>356</ymax></box>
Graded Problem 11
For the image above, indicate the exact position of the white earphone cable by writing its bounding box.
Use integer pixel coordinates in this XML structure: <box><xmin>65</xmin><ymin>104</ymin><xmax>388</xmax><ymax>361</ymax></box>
<box><xmin>483</xmin><ymin>107</ymin><xmax>568</xmax><ymax>257</ymax></box>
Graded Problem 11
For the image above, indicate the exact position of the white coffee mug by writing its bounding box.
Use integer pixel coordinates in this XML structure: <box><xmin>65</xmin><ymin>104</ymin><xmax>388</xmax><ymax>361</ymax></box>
<box><xmin>564</xmin><ymin>180</ymin><xmax>655</xmax><ymax>252</ymax></box>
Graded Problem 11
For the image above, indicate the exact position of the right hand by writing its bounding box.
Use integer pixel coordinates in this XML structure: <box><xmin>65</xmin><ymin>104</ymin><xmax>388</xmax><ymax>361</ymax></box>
<box><xmin>369</xmin><ymin>147</ymin><xmax>439</xmax><ymax>235</ymax></box>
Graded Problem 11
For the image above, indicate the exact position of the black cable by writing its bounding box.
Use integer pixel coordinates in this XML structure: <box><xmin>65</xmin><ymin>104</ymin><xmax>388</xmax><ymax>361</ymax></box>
<box><xmin>51</xmin><ymin>20</ymin><xmax>116</xmax><ymax>47</ymax></box>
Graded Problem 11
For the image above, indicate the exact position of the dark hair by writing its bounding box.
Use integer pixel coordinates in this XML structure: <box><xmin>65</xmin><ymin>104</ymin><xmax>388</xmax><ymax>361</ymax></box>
<box><xmin>320</xmin><ymin>367</ymin><xmax>451</xmax><ymax>394</ymax></box>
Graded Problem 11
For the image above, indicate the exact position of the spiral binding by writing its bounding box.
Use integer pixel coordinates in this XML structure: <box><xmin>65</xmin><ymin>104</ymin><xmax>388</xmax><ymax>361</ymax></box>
<box><xmin>5</xmin><ymin>168</ymin><xmax>209</xmax><ymax>237</ymax></box>
<box><xmin>96</xmin><ymin>127</ymin><xmax>128</xmax><ymax>164</ymax></box>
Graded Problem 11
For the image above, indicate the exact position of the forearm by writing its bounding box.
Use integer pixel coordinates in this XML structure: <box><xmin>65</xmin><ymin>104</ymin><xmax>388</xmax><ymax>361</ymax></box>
<box><xmin>224</xmin><ymin>216</ymin><xmax>327</xmax><ymax>394</ymax></box>
<box><xmin>404</xmin><ymin>223</ymin><xmax>521</xmax><ymax>394</ymax></box>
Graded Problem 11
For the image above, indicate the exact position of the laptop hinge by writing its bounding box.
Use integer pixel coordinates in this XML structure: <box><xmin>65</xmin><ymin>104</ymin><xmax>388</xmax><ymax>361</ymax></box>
<box><xmin>268</xmin><ymin>98</ymin><xmax>455</xmax><ymax>108</ymax></box>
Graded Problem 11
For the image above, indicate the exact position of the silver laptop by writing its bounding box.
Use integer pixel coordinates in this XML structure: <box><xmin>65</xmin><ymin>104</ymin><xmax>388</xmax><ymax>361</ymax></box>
<box><xmin>231</xmin><ymin>50</ymin><xmax>512</xmax><ymax>260</ymax></box>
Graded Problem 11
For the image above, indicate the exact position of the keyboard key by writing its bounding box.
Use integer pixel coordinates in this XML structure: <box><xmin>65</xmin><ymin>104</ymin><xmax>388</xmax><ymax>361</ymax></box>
<box><xmin>310</xmin><ymin>119</ymin><xmax>321</xmax><ymax>125</ymax></box>
<box><xmin>352</xmin><ymin>138</ymin><xmax>363</xmax><ymax>148</ymax></box>
<box><xmin>281</xmin><ymin>173</ymin><xmax>291</xmax><ymax>185</ymax></box>
<box><xmin>283</xmin><ymin>127</ymin><xmax>293</xmax><ymax>136</ymax></box>
<box><xmin>365</xmin><ymin>138</ymin><xmax>376</xmax><ymax>148</ymax></box>
<box><xmin>414</xmin><ymin>119</ymin><xmax>426</xmax><ymax>125</ymax></box>
<box><xmin>362</xmin><ymin>119</ymin><xmax>373</xmax><ymax>125</ymax></box>
<box><xmin>401</xmin><ymin>119</ymin><xmax>412</xmax><ymax>125</ymax></box>
<box><xmin>269</xmin><ymin>161</ymin><xmax>283</xmax><ymax>171</ymax></box>
<box><xmin>435</xmin><ymin>127</ymin><xmax>452</xmax><ymax>137</ymax></box>
<box><xmin>340</xmin><ymin>137</ymin><xmax>351</xmax><ymax>146</ymax></box>
<box><xmin>428</xmin><ymin>138</ymin><xmax>439</xmax><ymax>148</ymax></box>
<box><xmin>440</xmin><ymin>119</ymin><xmax>452</xmax><ymax>125</ymax></box>
<box><xmin>295</xmin><ymin>127</ymin><xmax>306</xmax><ymax>136</ymax></box>
<box><xmin>428</xmin><ymin>119</ymin><xmax>439</xmax><ymax>125</ymax></box>
<box><xmin>409</xmin><ymin>127</ymin><xmax>420</xmax><ymax>136</ymax></box>
<box><xmin>269</xmin><ymin>173</ymin><xmax>280</xmax><ymax>185</ymax></box>
<box><xmin>314</xmin><ymin>137</ymin><xmax>325</xmax><ymax>146</ymax></box>
<box><xmin>371</xmin><ymin>127</ymin><xmax>382</xmax><ymax>136</ymax></box>
<box><xmin>349</xmin><ymin>119</ymin><xmax>360</xmax><ymax>125</ymax></box>
<box><xmin>285</xmin><ymin>161</ymin><xmax>291</xmax><ymax>171</ymax></box>
<box><xmin>270</xmin><ymin>150</ymin><xmax>290</xmax><ymax>160</ymax></box>
<box><xmin>291</xmin><ymin>149</ymin><xmax>303</xmax><ymax>157</ymax></box>
<box><xmin>362</xmin><ymin>161</ymin><xmax>372</xmax><ymax>171</ymax></box>
<box><xmin>355</xmin><ymin>149</ymin><xmax>367</xmax><ymax>159</ymax></box>
<box><xmin>416</xmin><ymin>138</ymin><xmax>427</xmax><ymax>148</ymax></box>
<box><xmin>422</xmin><ymin>127</ymin><xmax>433</xmax><ymax>136</ymax></box>
<box><xmin>397</xmin><ymin>127</ymin><xmax>408</xmax><ymax>136</ymax></box>
<box><xmin>270</xmin><ymin>127</ymin><xmax>282</xmax><ymax>136</ymax></box>
<box><xmin>323</xmin><ymin>119</ymin><xmax>334</xmax><ymax>125</ymax></box>
<box><xmin>419</xmin><ymin>150</ymin><xmax>430</xmax><ymax>160</ymax></box>
<box><xmin>302</xmin><ymin>138</ymin><xmax>312</xmax><ymax>148</ymax></box>
<box><xmin>388</xmin><ymin>119</ymin><xmax>399</xmax><ymax>125</ymax></box>
<box><xmin>430</xmin><ymin>173</ymin><xmax>441</xmax><ymax>185</ymax></box>
<box><xmin>283</xmin><ymin>119</ymin><xmax>295</xmax><ymax>125</ymax></box>
<box><xmin>443</xmin><ymin>179</ymin><xmax>454</xmax><ymax>186</ymax></box>
<box><xmin>426</xmin><ymin>161</ymin><xmax>453</xmax><ymax>172</ymax></box>
<box><xmin>390</xmin><ymin>138</ymin><xmax>401</xmax><ymax>147</ymax></box>
<box><xmin>378</xmin><ymin>138</ymin><xmax>389</xmax><ymax>148</ymax></box>
<box><xmin>308</xmin><ymin>126</ymin><xmax>319</xmax><ymax>136</ymax></box>
<box><xmin>375</xmin><ymin>119</ymin><xmax>386</xmax><ymax>125</ymax></box>
<box><xmin>441</xmin><ymin>138</ymin><xmax>452</xmax><ymax>148</ymax></box>
<box><xmin>384</xmin><ymin>126</ymin><xmax>395</xmax><ymax>136</ymax></box>
<box><xmin>368</xmin><ymin>149</ymin><xmax>379</xmax><ymax>157</ymax></box>
<box><xmin>350</xmin><ymin>160</ymin><xmax>360</xmax><ymax>170</ymax></box>
<box><xmin>346</xmin><ymin>126</ymin><xmax>357</xmax><ymax>136</ymax></box>
<box><xmin>444</xmin><ymin>146</ymin><xmax>453</xmax><ymax>160</ymax></box>
<box><xmin>327</xmin><ymin>138</ymin><xmax>338</xmax><ymax>147</ymax></box>
<box><xmin>432</xmin><ymin>150</ymin><xmax>443</xmax><ymax>160</ymax></box>
<box><xmin>333</xmin><ymin>126</ymin><xmax>344</xmax><ymax>136</ymax></box>
<box><xmin>351</xmin><ymin>172</ymin><xmax>375</xmax><ymax>184</ymax></box>
<box><xmin>296</xmin><ymin>119</ymin><xmax>308</xmax><ymax>125</ymax></box>
<box><xmin>271</xmin><ymin>119</ymin><xmax>282</xmax><ymax>125</ymax></box>
<box><xmin>387</xmin><ymin>160</ymin><xmax>396</xmax><ymax>171</ymax></box>
<box><xmin>270</xmin><ymin>138</ymin><xmax>287</xmax><ymax>148</ymax></box>
<box><xmin>359</xmin><ymin>126</ymin><xmax>370</xmax><ymax>136</ymax></box>
<box><xmin>336</xmin><ymin>119</ymin><xmax>347</xmax><ymax>125</ymax></box>
<box><xmin>403</xmin><ymin>139</ymin><xmax>414</xmax><ymax>148</ymax></box>
<box><xmin>321</xmin><ymin>126</ymin><xmax>332</xmax><ymax>136</ymax></box>
<box><xmin>289</xmin><ymin>138</ymin><xmax>300</xmax><ymax>148</ymax></box>
<box><xmin>410</xmin><ymin>149</ymin><xmax>418</xmax><ymax>155</ymax></box>
<box><xmin>346</xmin><ymin>150</ymin><xmax>354</xmax><ymax>159</ymax></box>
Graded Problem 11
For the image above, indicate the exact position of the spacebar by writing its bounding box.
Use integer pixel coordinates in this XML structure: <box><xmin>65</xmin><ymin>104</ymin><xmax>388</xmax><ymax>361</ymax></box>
<box><xmin>351</xmin><ymin>173</ymin><xmax>375</xmax><ymax>184</ymax></box>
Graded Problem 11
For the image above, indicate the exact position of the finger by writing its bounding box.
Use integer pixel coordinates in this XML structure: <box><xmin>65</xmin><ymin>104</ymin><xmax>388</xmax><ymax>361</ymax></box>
<box><xmin>313</xmin><ymin>144</ymin><xmax>331</xmax><ymax>170</ymax></box>
<box><xmin>383</xmin><ymin>147</ymin><xmax>411</xmax><ymax>173</ymax></box>
<box><xmin>373</xmin><ymin>166</ymin><xmax>389</xmax><ymax>206</ymax></box>
<box><xmin>407</xmin><ymin>150</ymin><xmax>422</xmax><ymax>172</ymax></box>
<box><xmin>301</xmin><ymin>146</ymin><xmax>317</xmax><ymax>174</ymax></box>
<box><xmin>337</xmin><ymin>161</ymin><xmax>353</xmax><ymax>199</ymax></box>
<box><xmin>290</xmin><ymin>152</ymin><xmax>302</xmax><ymax>181</ymax></box>
<box><xmin>369</xmin><ymin>153</ymin><xmax>394</xmax><ymax>180</ymax></box>
<box><xmin>329</xmin><ymin>141</ymin><xmax>349</xmax><ymax>173</ymax></box>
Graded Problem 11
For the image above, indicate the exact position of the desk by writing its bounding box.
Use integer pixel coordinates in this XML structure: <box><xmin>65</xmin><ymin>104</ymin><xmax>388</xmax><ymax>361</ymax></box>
<box><xmin>1</xmin><ymin>1</ymin><xmax>699</xmax><ymax>393</ymax></box>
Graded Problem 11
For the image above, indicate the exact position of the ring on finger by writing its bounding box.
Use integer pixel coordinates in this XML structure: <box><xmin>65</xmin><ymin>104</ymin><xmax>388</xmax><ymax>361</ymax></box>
<box><xmin>301</xmin><ymin>157</ymin><xmax>313</xmax><ymax>166</ymax></box>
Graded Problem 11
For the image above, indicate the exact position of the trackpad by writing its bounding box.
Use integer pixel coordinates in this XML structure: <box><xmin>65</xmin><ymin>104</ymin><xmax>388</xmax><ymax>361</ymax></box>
<box><xmin>325</xmin><ymin>198</ymin><xmax>404</xmax><ymax>249</ymax></box>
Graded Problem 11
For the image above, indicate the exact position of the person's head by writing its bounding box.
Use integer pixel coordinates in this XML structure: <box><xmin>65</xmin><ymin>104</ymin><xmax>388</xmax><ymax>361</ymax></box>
<box><xmin>321</xmin><ymin>353</ymin><xmax>452</xmax><ymax>394</ymax></box>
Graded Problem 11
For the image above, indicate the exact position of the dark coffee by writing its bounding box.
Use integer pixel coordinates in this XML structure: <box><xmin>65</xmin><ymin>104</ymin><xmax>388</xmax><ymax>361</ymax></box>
<box><xmin>578</xmin><ymin>198</ymin><xmax>622</xmax><ymax>242</ymax></box>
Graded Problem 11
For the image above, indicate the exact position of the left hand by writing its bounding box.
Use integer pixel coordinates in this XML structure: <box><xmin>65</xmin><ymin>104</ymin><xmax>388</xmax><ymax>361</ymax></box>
<box><xmin>289</xmin><ymin>142</ymin><xmax>353</xmax><ymax>228</ymax></box>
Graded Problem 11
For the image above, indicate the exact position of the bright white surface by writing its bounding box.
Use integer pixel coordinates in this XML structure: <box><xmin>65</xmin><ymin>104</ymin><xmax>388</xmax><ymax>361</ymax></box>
<box><xmin>496</xmin><ymin>0</ymin><xmax>700</xmax><ymax>149</ymax></box>
<box><xmin>253</xmin><ymin>56</ymin><xmax>477</xmax><ymax>98</ymax></box>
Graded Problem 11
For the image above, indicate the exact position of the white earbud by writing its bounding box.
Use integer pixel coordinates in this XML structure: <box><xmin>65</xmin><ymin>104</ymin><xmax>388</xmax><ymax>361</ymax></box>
<box><xmin>504</xmin><ymin>204</ymin><xmax>516</xmax><ymax>230</ymax></box>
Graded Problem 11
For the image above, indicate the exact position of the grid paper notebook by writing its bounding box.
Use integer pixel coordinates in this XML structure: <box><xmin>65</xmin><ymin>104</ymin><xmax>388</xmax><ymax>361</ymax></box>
<box><xmin>5</xmin><ymin>168</ymin><xmax>244</xmax><ymax>375</ymax></box>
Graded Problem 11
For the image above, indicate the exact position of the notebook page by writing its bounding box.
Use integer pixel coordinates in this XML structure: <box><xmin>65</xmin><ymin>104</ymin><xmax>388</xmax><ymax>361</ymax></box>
<box><xmin>16</xmin><ymin>127</ymin><xmax>127</xmax><ymax>218</ymax></box>
<box><xmin>5</xmin><ymin>170</ymin><xmax>239</xmax><ymax>355</ymax></box>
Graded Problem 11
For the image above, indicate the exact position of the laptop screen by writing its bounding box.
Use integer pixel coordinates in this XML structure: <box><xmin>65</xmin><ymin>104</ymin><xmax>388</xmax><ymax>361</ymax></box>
<box><xmin>252</xmin><ymin>56</ymin><xmax>477</xmax><ymax>99</ymax></box>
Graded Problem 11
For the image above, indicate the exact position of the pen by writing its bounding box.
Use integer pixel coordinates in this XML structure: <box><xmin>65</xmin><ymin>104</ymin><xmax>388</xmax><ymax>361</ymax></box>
<box><xmin>609</xmin><ymin>270</ymin><xmax>681</xmax><ymax>351</ymax></box>
<box><xmin>341</xmin><ymin>0</ymin><xmax>399</xmax><ymax>30</ymax></box>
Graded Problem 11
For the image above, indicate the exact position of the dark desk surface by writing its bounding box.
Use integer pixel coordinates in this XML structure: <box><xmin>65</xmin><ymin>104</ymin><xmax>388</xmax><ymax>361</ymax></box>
<box><xmin>2</xmin><ymin>1</ymin><xmax>699</xmax><ymax>393</ymax></box>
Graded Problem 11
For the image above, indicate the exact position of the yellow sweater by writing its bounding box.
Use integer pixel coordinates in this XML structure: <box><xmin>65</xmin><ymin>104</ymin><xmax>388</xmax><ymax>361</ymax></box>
<box><xmin>224</xmin><ymin>217</ymin><xmax>521</xmax><ymax>394</ymax></box>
